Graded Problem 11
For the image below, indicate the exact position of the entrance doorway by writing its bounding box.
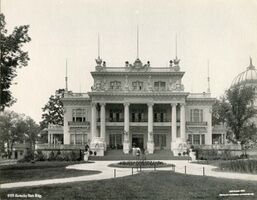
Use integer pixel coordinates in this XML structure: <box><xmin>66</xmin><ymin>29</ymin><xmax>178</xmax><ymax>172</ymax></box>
<box><xmin>132</xmin><ymin>134</ymin><xmax>144</xmax><ymax>149</ymax></box>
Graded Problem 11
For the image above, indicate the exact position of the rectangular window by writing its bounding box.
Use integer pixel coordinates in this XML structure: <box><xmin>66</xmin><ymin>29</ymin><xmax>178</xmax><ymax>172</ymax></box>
<box><xmin>110</xmin><ymin>81</ymin><xmax>121</xmax><ymax>90</ymax></box>
<box><xmin>76</xmin><ymin>134</ymin><xmax>82</xmax><ymax>145</ymax></box>
<box><xmin>154</xmin><ymin>135</ymin><xmax>159</xmax><ymax>146</ymax></box>
<box><xmin>193</xmin><ymin>135</ymin><xmax>200</xmax><ymax>145</ymax></box>
<box><xmin>132</xmin><ymin>81</ymin><xmax>143</xmax><ymax>91</ymax></box>
<box><xmin>109</xmin><ymin>134</ymin><xmax>122</xmax><ymax>149</ymax></box>
<box><xmin>160</xmin><ymin>82</ymin><xmax>166</xmax><ymax>90</ymax></box>
<box><xmin>190</xmin><ymin>109</ymin><xmax>203</xmax><ymax>122</ymax></box>
<box><xmin>161</xmin><ymin>135</ymin><xmax>166</xmax><ymax>147</ymax></box>
<box><xmin>72</xmin><ymin>109</ymin><xmax>87</xmax><ymax>122</ymax></box>
<box><xmin>154</xmin><ymin>134</ymin><xmax>166</xmax><ymax>147</ymax></box>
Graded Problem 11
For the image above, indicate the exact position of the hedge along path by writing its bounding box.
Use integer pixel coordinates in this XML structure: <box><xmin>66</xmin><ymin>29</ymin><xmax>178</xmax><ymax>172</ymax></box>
<box><xmin>2</xmin><ymin>160</ymin><xmax>257</xmax><ymax>189</ymax></box>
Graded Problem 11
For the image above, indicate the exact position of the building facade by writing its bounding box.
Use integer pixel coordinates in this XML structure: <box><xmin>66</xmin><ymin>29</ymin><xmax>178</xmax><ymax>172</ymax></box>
<box><xmin>57</xmin><ymin>55</ymin><xmax>218</xmax><ymax>156</ymax></box>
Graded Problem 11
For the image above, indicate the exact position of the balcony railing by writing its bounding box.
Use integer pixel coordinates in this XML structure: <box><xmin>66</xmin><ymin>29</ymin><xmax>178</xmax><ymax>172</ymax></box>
<box><xmin>186</xmin><ymin>121</ymin><xmax>208</xmax><ymax>126</ymax></box>
<box><xmin>68</xmin><ymin>121</ymin><xmax>90</xmax><ymax>126</ymax></box>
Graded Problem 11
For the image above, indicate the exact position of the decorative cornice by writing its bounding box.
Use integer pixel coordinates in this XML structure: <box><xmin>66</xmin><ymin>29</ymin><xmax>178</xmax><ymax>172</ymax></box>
<box><xmin>89</xmin><ymin>91</ymin><xmax>190</xmax><ymax>97</ymax></box>
<box><xmin>91</xmin><ymin>71</ymin><xmax>185</xmax><ymax>76</ymax></box>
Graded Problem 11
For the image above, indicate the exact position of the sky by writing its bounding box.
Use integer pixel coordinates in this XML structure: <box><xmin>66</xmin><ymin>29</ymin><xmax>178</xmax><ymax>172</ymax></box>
<box><xmin>2</xmin><ymin>0</ymin><xmax>257</xmax><ymax>123</ymax></box>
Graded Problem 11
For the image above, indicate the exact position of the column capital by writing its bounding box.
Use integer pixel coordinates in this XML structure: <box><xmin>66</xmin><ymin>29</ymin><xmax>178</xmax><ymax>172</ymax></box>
<box><xmin>123</xmin><ymin>102</ymin><xmax>130</xmax><ymax>107</ymax></box>
<box><xmin>180</xmin><ymin>102</ymin><xmax>186</xmax><ymax>106</ymax></box>
<box><xmin>100</xmin><ymin>102</ymin><xmax>106</xmax><ymax>107</ymax></box>
<box><xmin>91</xmin><ymin>102</ymin><xmax>97</xmax><ymax>107</ymax></box>
<box><xmin>171</xmin><ymin>103</ymin><xmax>177</xmax><ymax>107</ymax></box>
<box><xmin>147</xmin><ymin>102</ymin><xmax>154</xmax><ymax>107</ymax></box>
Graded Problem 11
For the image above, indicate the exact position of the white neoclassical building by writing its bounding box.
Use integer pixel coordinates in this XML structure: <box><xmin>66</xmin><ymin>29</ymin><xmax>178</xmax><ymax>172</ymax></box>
<box><xmin>51</xmin><ymin>54</ymin><xmax>221</xmax><ymax>156</ymax></box>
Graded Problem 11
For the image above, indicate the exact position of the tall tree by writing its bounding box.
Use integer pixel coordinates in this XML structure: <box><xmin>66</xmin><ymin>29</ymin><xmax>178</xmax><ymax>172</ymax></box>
<box><xmin>0</xmin><ymin>111</ymin><xmax>40</xmax><ymax>158</ymax></box>
<box><xmin>0</xmin><ymin>111</ymin><xmax>25</xmax><ymax>158</ymax></box>
<box><xmin>212</xmin><ymin>97</ymin><xmax>230</xmax><ymax>125</ymax></box>
<box><xmin>0</xmin><ymin>13</ymin><xmax>31</xmax><ymax>111</ymax></box>
<box><xmin>213</xmin><ymin>86</ymin><xmax>257</xmax><ymax>149</ymax></box>
<box><xmin>225</xmin><ymin>86</ymin><xmax>257</xmax><ymax>146</ymax></box>
<box><xmin>40</xmin><ymin>89</ymin><xmax>65</xmax><ymax>130</ymax></box>
<box><xmin>23</xmin><ymin>117</ymin><xmax>40</xmax><ymax>151</ymax></box>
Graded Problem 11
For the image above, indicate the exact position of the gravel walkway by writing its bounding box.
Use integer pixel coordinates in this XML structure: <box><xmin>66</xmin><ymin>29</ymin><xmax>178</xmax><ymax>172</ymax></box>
<box><xmin>1</xmin><ymin>160</ymin><xmax>257</xmax><ymax>189</ymax></box>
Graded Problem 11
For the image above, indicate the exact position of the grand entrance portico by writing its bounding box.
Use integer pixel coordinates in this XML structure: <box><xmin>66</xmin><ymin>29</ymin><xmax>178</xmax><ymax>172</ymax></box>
<box><xmin>89</xmin><ymin>97</ymin><xmax>188</xmax><ymax>154</ymax></box>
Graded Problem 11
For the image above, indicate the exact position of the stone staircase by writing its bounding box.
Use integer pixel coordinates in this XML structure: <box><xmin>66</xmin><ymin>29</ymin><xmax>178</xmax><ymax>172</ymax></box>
<box><xmin>89</xmin><ymin>149</ymin><xmax>190</xmax><ymax>161</ymax></box>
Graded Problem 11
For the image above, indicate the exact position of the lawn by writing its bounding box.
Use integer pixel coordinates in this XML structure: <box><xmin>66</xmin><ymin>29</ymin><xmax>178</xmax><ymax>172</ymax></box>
<box><xmin>1</xmin><ymin>171</ymin><xmax>257</xmax><ymax>200</ymax></box>
<box><xmin>0</xmin><ymin>161</ymin><xmax>100</xmax><ymax>184</ymax></box>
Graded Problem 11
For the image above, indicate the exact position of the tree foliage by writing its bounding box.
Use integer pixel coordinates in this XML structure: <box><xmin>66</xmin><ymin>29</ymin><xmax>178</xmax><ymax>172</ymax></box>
<box><xmin>40</xmin><ymin>89</ymin><xmax>65</xmax><ymax>130</ymax></box>
<box><xmin>213</xmin><ymin>86</ymin><xmax>257</xmax><ymax>146</ymax></box>
<box><xmin>212</xmin><ymin>97</ymin><xmax>230</xmax><ymax>125</ymax></box>
<box><xmin>225</xmin><ymin>87</ymin><xmax>257</xmax><ymax>145</ymax></box>
<box><xmin>0</xmin><ymin>111</ymin><xmax>39</xmax><ymax>158</ymax></box>
<box><xmin>0</xmin><ymin>13</ymin><xmax>31</xmax><ymax>111</ymax></box>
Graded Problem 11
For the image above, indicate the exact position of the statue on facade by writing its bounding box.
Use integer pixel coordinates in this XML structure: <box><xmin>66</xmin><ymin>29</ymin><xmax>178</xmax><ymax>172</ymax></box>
<box><xmin>92</xmin><ymin>80</ymin><xmax>102</xmax><ymax>91</ymax></box>
<box><xmin>129</xmin><ymin>59</ymin><xmax>150</xmax><ymax>72</ymax></box>
<box><xmin>169</xmin><ymin>79</ymin><xmax>177</xmax><ymax>91</ymax></box>
<box><xmin>172</xmin><ymin>57</ymin><xmax>180</xmax><ymax>71</ymax></box>
<box><xmin>102</xmin><ymin>78</ymin><xmax>107</xmax><ymax>91</ymax></box>
<box><xmin>95</xmin><ymin>57</ymin><xmax>103</xmax><ymax>71</ymax></box>
<box><xmin>147</xmin><ymin>76</ymin><xmax>153</xmax><ymax>92</ymax></box>
<box><xmin>124</xmin><ymin>75</ymin><xmax>129</xmax><ymax>91</ymax></box>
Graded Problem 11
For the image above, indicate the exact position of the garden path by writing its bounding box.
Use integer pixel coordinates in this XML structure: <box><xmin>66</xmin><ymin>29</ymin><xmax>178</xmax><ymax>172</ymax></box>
<box><xmin>1</xmin><ymin>160</ymin><xmax>257</xmax><ymax>189</ymax></box>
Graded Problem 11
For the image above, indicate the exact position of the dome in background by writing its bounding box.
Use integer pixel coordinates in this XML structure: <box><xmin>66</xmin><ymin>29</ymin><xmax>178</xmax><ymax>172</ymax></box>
<box><xmin>231</xmin><ymin>58</ymin><xmax>257</xmax><ymax>87</ymax></box>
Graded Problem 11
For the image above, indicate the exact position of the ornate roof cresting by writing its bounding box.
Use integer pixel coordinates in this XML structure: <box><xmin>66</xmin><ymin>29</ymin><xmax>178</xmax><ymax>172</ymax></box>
<box><xmin>125</xmin><ymin>59</ymin><xmax>150</xmax><ymax>72</ymax></box>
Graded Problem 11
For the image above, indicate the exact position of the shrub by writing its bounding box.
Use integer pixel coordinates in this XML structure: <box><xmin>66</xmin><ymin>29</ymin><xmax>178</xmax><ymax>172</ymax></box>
<box><xmin>70</xmin><ymin>151</ymin><xmax>80</xmax><ymax>161</ymax></box>
<box><xmin>195</xmin><ymin>149</ymin><xmax>239</xmax><ymax>160</ymax></box>
<box><xmin>48</xmin><ymin>151</ymin><xmax>56</xmax><ymax>161</ymax></box>
<box><xmin>34</xmin><ymin>150</ymin><xmax>45</xmax><ymax>161</ymax></box>
<box><xmin>219</xmin><ymin>160</ymin><xmax>257</xmax><ymax>174</ymax></box>
<box><xmin>19</xmin><ymin>148</ymin><xmax>34</xmax><ymax>162</ymax></box>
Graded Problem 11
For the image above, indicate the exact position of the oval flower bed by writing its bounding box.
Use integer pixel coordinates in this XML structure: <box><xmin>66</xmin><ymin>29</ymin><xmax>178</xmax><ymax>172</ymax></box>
<box><xmin>109</xmin><ymin>161</ymin><xmax>175</xmax><ymax>168</ymax></box>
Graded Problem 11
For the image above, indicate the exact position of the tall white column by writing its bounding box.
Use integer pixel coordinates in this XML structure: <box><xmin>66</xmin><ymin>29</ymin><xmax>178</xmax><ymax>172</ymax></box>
<box><xmin>100</xmin><ymin>103</ymin><xmax>106</xmax><ymax>139</ymax></box>
<box><xmin>91</xmin><ymin>102</ymin><xmax>97</xmax><ymax>139</ymax></box>
<box><xmin>171</xmin><ymin>103</ymin><xmax>177</xmax><ymax>150</ymax></box>
<box><xmin>180</xmin><ymin>103</ymin><xmax>186</xmax><ymax>142</ymax></box>
<box><xmin>123</xmin><ymin>102</ymin><xmax>130</xmax><ymax>154</ymax></box>
<box><xmin>147</xmin><ymin>103</ymin><xmax>154</xmax><ymax>154</ymax></box>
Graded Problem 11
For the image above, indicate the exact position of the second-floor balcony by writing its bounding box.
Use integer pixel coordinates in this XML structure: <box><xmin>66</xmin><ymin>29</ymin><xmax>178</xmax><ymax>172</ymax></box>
<box><xmin>68</xmin><ymin>121</ymin><xmax>90</xmax><ymax>126</ymax></box>
<box><xmin>186</xmin><ymin>121</ymin><xmax>208</xmax><ymax>126</ymax></box>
